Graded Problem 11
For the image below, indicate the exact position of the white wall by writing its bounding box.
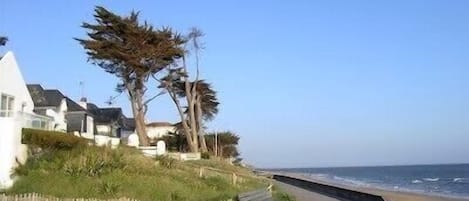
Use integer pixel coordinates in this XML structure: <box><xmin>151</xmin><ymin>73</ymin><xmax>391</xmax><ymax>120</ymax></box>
<box><xmin>0</xmin><ymin>119</ymin><xmax>17</xmax><ymax>188</ymax></box>
<box><xmin>146</xmin><ymin>126</ymin><xmax>175</xmax><ymax>139</ymax></box>
<box><xmin>0</xmin><ymin>52</ymin><xmax>34</xmax><ymax>114</ymax></box>
<box><xmin>97</xmin><ymin>124</ymin><xmax>111</xmax><ymax>135</ymax></box>
<box><xmin>0</xmin><ymin>51</ymin><xmax>33</xmax><ymax>189</ymax></box>
<box><xmin>80</xmin><ymin>115</ymin><xmax>95</xmax><ymax>140</ymax></box>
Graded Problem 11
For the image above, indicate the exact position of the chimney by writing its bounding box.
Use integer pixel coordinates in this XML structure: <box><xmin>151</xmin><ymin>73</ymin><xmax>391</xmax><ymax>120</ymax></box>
<box><xmin>79</xmin><ymin>97</ymin><xmax>87</xmax><ymax>110</ymax></box>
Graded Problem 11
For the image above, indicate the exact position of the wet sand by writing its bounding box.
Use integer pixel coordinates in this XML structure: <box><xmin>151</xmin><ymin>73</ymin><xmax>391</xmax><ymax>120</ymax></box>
<box><xmin>271</xmin><ymin>172</ymin><xmax>469</xmax><ymax>201</ymax></box>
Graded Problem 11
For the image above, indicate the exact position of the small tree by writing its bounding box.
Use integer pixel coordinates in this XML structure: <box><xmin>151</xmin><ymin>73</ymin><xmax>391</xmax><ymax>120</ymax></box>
<box><xmin>205</xmin><ymin>131</ymin><xmax>240</xmax><ymax>158</ymax></box>
<box><xmin>77</xmin><ymin>7</ymin><xmax>185</xmax><ymax>146</ymax></box>
<box><xmin>0</xmin><ymin>36</ymin><xmax>7</xmax><ymax>46</ymax></box>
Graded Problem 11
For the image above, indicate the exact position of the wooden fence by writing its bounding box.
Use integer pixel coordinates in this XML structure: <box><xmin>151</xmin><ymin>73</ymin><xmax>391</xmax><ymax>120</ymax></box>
<box><xmin>0</xmin><ymin>194</ymin><xmax>138</xmax><ymax>201</ymax></box>
<box><xmin>193</xmin><ymin>165</ymin><xmax>272</xmax><ymax>187</ymax></box>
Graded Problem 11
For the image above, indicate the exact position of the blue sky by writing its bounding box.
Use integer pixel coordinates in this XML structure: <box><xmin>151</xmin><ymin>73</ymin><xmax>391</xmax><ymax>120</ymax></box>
<box><xmin>1</xmin><ymin>1</ymin><xmax>469</xmax><ymax>168</ymax></box>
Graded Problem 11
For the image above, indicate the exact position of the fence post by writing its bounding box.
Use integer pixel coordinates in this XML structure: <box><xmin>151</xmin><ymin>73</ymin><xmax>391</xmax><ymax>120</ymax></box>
<box><xmin>199</xmin><ymin>167</ymin><xmax>204</xmax><ymax>178</ymax></box>
<box><xmin>232</xmin><ymin>173</ymin><xmax>237</xmax><ymax>185</ymax></box>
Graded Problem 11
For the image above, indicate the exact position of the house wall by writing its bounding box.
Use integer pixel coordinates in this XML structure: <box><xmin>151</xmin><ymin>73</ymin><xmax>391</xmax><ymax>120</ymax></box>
<box><xmin>97</xmin><ymin>124</ymin><xmax>122</xmax><ymax>137</ymax></box>
<box><xmin>0</xmin><ymin>51</ymin><xmax>33</xmax><ymax>189</ymax></box>
<box><xmin>84</xmin><ymin>115</ymin><xmax>94</xmax><ymax>139</ymax></box>
<box><xmin>97</xmin><ymin>124</ymin><xmax>111</xmax><ymax>135</ymax></box>
<box><xmin>0</xmin><ymin>52</ymin><xmax>34</xmax><ymax>114</ymax></box>
<box><xmin>65</xmin><ymin>113</ymin><xmax>94</xmax><ymax>139</ymax></box>
<box><xmin>121</xmin><ymin>130</ymin><xmax>134</xmax><ymax>142</ymax></box>
<box><xmin>146</xmin><ymin>126</ymin><xmax>175</xmax><ymax>139</ymax></box>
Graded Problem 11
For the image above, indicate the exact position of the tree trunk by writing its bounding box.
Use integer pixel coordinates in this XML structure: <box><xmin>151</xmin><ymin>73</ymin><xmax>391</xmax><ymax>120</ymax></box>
<box><xmin>184</xmin><ymin>74</ymin><xmax>199</xmax><ymax>153</ymax></box>
<box><xmin>168</xmin><ymin>90</ymin><xmax>197</xmax><ymax>152</ymax></box>
<box><xmin>128</xmin><ymin>84</ymin><xmax>149</xmax><ymax>146</ymax></box>
<box><xmin>196</xmin><ymin>96</ymin><xmax>208</xmax><ymax>152</ymax></box>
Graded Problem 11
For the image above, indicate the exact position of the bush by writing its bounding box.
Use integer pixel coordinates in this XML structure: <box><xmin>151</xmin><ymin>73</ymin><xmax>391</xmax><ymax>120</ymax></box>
<box><xmin>155</xmin><ymin>156</ymin><xmax>177</xmax><ymax>169</ymax></box>
<box><xmin>22</xmin><ymin>128</ymin><xmax>88</xmax><ymax>150</ymax></box>
<box><xmin>63</xmin><ymin>146</ymin><xmax>126</xmax><ymax>177</ymax></box>
<box><xmin>201</xmin><ymin>152</ymin><xmax>211</xmax><ymax>159</ymax></box>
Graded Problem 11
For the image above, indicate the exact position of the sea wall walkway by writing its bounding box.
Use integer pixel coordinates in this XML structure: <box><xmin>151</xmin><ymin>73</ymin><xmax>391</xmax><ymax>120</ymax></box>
<box><xmin>272</xmin><ymin>174</ymin><xmax>385</xmax><ymax>201</ymax></box>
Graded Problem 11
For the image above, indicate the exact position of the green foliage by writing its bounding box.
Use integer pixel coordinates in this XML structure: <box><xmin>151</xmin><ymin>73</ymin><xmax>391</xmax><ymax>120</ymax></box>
<box><xmin>274</xmin><ymin>192</ymin><xmax>296</xmax><ymax>201</ymax></box>
<box><xmin>158</xmin><ymin>134</ymin><xmax>187</xmax><ymax>152</ymax></box>
<box><xmin>77</xmin><ymin>6</ymin><xmax>185</xmax><ymax>84</ymax></box>
<box><xmin>8</xmin><ymin>146</ymin><xmax>265</xmax><ymax>201</ymax></box>
<box><xmin>155</xmin><ymin>155</ymin><xmax>177</xmax><ymax>169</ymax></box>
<box><xmin>205</xmin><ymin>131</ymin><xmax>240</xmax><ymax>158</ymax></box>
<box><xmin>99</xmin><ymin>180</ymin><xmax>120</xmax><ymax>196</ymax></box>
<box><xmin>201</xmin><ymin>152</ymin><xmax>211</xmax><ymax>159</ymax></box>
<box><xmin>63</xmin><ymin>147</ymin><xmax>126</xmax><ymax>177</ymax></box>
<box><xmin>22</xmin><ymin>128</ymin><xmax>87</xmax><ymax>150</ymax></box>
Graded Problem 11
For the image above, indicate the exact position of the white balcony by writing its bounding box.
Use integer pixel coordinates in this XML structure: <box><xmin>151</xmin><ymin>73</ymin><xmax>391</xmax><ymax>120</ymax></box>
<box><xmin>0</xmin><ymin>111</ymin><xmax>53</xmax><ymax>130</ymax></box>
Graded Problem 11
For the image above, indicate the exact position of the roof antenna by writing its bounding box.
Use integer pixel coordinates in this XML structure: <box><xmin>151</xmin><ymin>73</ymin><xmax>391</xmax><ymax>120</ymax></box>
<box><xmin>105</xmin><ymin>96</ymin><xmax>114</xmax><ymax>106</ymax></box>
<box><xmin>79</xmin><ymin>81</ymin><xmax>86</xmax><ymax>100</ymax></box>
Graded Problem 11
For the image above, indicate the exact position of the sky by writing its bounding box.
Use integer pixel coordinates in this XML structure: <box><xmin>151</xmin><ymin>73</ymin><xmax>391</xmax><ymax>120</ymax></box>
<box><xmin>1</xmin><ymin>0</ymin><xmax>469</xmax><ymax>168</ymax></box>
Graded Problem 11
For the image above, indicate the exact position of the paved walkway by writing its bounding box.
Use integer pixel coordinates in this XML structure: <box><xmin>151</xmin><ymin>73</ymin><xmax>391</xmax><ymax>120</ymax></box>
<box><xmin>275</xmin><ymin>181</ymin><xmax>340</xmax><ymax>201</ymax></box>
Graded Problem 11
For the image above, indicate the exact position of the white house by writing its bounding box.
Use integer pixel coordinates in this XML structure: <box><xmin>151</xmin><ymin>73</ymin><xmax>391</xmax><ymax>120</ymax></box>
<box><xmin>146</xmin><ymin>122</ymin><xmax>175</xmax><ymax>139</ymax></box>
<box><xmin>66</xmin><ymin>97</ymin><xmax>95</xmax><ymax>139</ymax></box>
<box><xmin>27</xmin><ymin>84</ymin><xmax>68</xmax><ymax>132</ymax></box>
<box><xmin>126</xmin><ymin>122</ymin><xmax>175</xmax><ymax>147</ymax></box>
<box><xmin>0</xmin><ymin>51</ymin><xmax>52</xmax><ymax>189</ymax></box>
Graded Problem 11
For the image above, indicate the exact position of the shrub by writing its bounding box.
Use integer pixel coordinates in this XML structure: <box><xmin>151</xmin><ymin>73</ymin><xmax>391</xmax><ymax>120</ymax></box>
<box><xmin>63</xmin><ymin>146</ymin><xmax>126</xmax><ymax>177</ymax></box>
<box><xmin>276</xmin><ymin>192</ymin><xmax>296</xmax><ymax>201</ymax></box>
<box><xmin>155</xmin><ymin>156</ymin><xmax>177</xmax><ymax>169</ymax></box>
<box><xmin>22</xmin><ymin>128</ymin><xmax>87</xmax><ymax>150</ymax></box>
<box><xmin>99</xmin><ymin>180</ymin><xmax>121</xmax><ymax>195</ymax></box>
<box><xmin>201</xmin><ymin>152</ymin><xmax>211</xmax><ymax>159</ymax></box>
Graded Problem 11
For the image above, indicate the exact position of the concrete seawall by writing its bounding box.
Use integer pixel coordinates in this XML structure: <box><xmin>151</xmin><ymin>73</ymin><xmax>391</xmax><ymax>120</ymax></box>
<box><xmin>273</xmin><ymin>174</ymin><xmax>385</xmax><ymax>201</ymax></box>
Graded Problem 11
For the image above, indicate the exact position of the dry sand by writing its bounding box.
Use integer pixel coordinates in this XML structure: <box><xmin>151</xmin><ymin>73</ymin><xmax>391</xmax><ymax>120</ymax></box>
<box><xmin>271</xmin><ymin>172</ymin><xmax>469</xmax><ymax>201</ymax></box>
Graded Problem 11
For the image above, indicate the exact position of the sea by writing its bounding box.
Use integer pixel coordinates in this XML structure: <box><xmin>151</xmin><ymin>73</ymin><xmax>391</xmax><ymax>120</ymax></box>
<box><xmin>271</xmin><ymin>164</ymin><xmax>469</xmax><ymax>199</ymax></box>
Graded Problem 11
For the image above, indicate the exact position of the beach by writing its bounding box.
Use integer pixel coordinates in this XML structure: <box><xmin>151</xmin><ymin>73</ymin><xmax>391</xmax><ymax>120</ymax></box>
<box><xmin>271</xmin><ymin>172</ymin><xmax>469</xmax><ymax>201</ymax></box>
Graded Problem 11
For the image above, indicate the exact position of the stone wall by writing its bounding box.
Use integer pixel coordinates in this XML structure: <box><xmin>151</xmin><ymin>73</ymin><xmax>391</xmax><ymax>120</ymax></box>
<box><xmin>273</xmin><ymin>174</ymin><xmax>385</xmax><ymax>201</ymax></box>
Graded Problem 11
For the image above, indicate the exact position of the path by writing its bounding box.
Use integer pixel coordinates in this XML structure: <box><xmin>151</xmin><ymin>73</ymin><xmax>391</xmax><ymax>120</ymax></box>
<box><xmin>275</xmin><ymin>181</ymin><xmax>340</xmax><ymax>201</ymax></box>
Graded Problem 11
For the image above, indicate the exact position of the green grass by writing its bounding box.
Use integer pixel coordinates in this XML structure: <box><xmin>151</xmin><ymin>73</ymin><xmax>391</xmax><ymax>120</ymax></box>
<box><xmin>5</xmin><ymin>146</ymin><xmax>269</xmax><ymax>201</ymax></box>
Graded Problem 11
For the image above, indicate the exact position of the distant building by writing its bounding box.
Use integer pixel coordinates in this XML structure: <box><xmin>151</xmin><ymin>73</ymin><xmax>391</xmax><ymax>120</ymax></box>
<box><xmin>26</xmin><ymin>84</ymin><xmax>68</xmax><ymax>132</ymax></box>
<box><xmin>87</xmin><ymin>103</ymin><xmax>124</xmax><ymax>138</ymax></box>
<box><xmin>146</xmin><ymin>122</ymin><xmax>175</xmax><ymax>139</ymax></box>
<box><xmin>65</xmin><ymin>97</ymin><xmax>95</xmax><ymax>139</ymax></box>
<box><xmin>121</xmin><ymin>117</ymin><xmax>136</xmax><ymax>142</ymax></box>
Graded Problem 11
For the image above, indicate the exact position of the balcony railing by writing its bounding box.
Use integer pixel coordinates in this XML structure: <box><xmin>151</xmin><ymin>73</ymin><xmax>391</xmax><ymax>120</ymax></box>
<box><xmin>0</xmin><ymin>111</ymin><xmax>54</xmax><ymax>130</ymax></box>
<box><xmin>18</xmin><ymin>112</ymin><xmax>53</xmax><ymax>130</ymax></box>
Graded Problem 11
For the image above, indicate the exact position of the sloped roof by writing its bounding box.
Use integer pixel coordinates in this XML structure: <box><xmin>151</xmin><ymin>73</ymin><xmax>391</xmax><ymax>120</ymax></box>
<box><xmin>146</xmin><ymin>122</ymin><xmax>172</xmax><ymax>127</ymax></box>
<box><xmin>89</xmin><ymin>106</ymin><xmax>123</xmax><ymax>124</ymax></box>
<box><xmin>27</xmin><ymin>84</ymin><xmax>65</xmax><ymax>107</ymax></box>
<box><xmin>122</xmin><ymin>117</ymin><xmax>136</xmax><ymax>131</ymax></box>
<box><xmin>65</xmin><ymin>97</ymin><xmax>87</xmax><ymax>112</ymax></box>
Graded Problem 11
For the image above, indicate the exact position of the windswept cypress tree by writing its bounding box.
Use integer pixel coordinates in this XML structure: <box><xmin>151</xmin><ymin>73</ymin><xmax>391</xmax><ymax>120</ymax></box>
<box><xmin>0</xmin><ymin>36</ymin><xmax>7</xmax><ymax>46</ymax></box>
<box><xmin>76</xmin><ymin>6</ymin><xmax>185</xmax><ymax>146</ymax></box>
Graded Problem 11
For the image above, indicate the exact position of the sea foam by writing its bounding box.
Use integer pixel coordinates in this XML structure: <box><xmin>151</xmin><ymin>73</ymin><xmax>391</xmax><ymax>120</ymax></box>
<box><xmin>423</xmin><ymin>178</ymin><xmax>439</xmax><ymax>182</ymax></box>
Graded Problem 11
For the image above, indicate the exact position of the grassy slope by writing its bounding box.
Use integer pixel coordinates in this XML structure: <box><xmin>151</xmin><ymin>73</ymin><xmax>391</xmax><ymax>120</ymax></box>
<box><xmin>4</xmin><ymin>146</ymin><xmax>275</xmax><ymax>201</ymax></box>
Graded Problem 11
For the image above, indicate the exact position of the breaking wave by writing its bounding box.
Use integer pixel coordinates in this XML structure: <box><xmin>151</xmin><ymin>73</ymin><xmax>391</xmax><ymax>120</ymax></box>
<box><xmin>423</xmin><ymin>178</ymin><xmax>439</xmax><ymax>182</ymax></box>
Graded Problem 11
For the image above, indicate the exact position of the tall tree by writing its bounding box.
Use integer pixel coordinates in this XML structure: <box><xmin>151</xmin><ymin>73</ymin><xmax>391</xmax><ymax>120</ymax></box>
<box><xmin>0</xmin><ymin>36</ymin><xmax>7</xmax><ymax>46</ymax></box>
<box><xmin>188</xmin><ymin>80</ymin><xmax>219</xmax><ymax>152</ymax></box>
<box><xmin>158</xmin><ymin>28</ymin><xmax>210</xmax><ymax>152</ymax></box>
<box><xmin>77</xmin><ymin>6</ymin><xmax>185</xmax><ymax>146</ymax></box>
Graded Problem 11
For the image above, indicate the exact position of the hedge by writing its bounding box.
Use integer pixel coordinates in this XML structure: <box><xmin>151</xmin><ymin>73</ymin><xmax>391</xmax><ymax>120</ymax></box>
<box><xmin>22</xmin><ymin>128</ymin><xmax>88</xmax><ymax>149</ymax></box>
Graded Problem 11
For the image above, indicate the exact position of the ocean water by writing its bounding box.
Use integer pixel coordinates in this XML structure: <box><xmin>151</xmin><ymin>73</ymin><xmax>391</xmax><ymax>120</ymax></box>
<box><xmin>274</xmin><ymin>164</ymin><xmax>469</xmax><ymax>198</ymax></box>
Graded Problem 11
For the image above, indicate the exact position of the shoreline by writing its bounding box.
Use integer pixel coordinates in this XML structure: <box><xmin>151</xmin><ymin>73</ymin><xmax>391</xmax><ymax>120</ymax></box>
<box><xmin>269</xmin><ymin>171</ymin><xmax>469</xmax><ymax>201</ymax></box>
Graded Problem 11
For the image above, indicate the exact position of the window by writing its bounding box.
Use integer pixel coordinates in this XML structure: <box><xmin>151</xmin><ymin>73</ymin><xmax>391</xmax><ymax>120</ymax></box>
<box><xmin>0</xmin><ymin>93</ymin><xmax>15</xmax><ymax>117</ymax></box>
